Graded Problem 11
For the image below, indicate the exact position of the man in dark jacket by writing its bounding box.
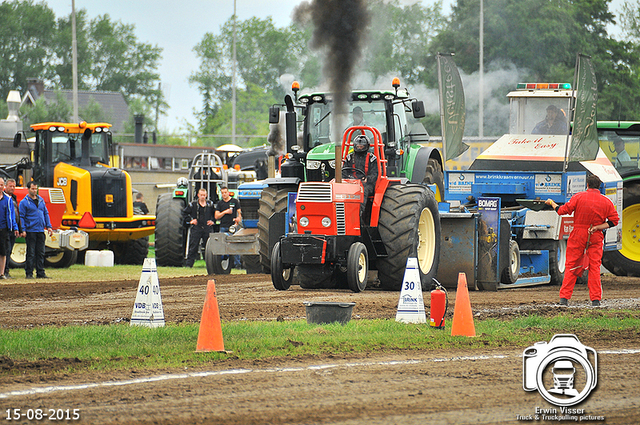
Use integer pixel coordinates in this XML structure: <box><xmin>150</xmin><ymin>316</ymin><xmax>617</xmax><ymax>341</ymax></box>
<box><xmin>3</xmin><ymin>178</ymin><xmax>23</xmax><ymax>278</ymax></box>
<box><xmin>214</xmin><ymin>186</ymin><xmax>242</xmax><ymax>268</ymax></box>
<box><xmin>183</xmin><ymin>188</ymin><xmax>215</xmax><ymax>267</ymax></box>
<box><xmin>19</xmin><ymin>181</ymin><xmax>53</xmax><ymax>279</ymax></box>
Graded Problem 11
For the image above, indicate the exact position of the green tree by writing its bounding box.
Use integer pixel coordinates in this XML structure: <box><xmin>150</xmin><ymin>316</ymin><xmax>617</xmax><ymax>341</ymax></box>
<box><xmin>364</xmin><ymin>0</ymin><xmax>446</xmax><ymax>85</ymax></box>
<box><xmin>51</xmin><ymin>9</ymin><xmax>92</xmax><ymax>91</ymax></box>
<box><xmin>201</xmin><ymin>82</ymin><xmax>277</xmax><ymax>146</ymax></box>
<box><xmin>0</xmin><ymin>0</ymin><xmax>57</xmax><ymax>100</ymax></box>
<box><xmin>190</xmin><ymin>16</ymin><xmax>308</xmax><ymax>131</ymax></box>
<box><xmin>433</xmin><ymin>0</ymin><xmax>640</xmax><ymax>121</ymax></box>
<box><xmin>86</xmin><ymin>14</ymin><xmax>164</xmax><ymax>109</ymax></box>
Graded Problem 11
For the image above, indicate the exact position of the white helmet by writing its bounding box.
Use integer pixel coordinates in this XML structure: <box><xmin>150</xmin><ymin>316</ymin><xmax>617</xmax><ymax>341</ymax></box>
<box><xmin>177</xmin><ymin>177</ymin><xmax>189</xmax><ymax>187</ymax></box>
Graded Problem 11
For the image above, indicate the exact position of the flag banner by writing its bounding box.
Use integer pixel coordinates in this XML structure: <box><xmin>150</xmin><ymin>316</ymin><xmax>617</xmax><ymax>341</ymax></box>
<box><xmin>569</xmin><ymin>54</ymin><xmax>599</xmax><ymax>162</ymax></box>
<box><xmin>437</xmin><ymin>53</ymin><xmax>468</xmax><ymax>161</ymax></box>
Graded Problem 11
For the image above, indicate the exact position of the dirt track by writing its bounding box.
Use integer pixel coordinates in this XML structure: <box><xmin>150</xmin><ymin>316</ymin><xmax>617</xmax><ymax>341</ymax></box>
<box><xmin>1</xmin><ymin>273</ymin><xmax>639</xmax><ymax>424</ymax></box>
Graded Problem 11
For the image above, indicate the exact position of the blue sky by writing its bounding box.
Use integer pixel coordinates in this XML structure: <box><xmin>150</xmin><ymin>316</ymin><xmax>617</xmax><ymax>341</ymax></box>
<box><xmin>44</xmin><ymin>0</ymin><xmax>626</xmax><ymax>133</ymax></box>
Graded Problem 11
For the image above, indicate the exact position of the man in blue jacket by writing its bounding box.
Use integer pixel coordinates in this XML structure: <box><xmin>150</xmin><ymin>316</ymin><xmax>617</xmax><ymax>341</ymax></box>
<box><xmin>19</xmin><ymin>181</ymin><xmax>53</xmax><ymax>279</ymax></box>
<box><xmin>0</xmin><ymin>177</ymin><xmax>19</xmax><ymax>279</ymax></box>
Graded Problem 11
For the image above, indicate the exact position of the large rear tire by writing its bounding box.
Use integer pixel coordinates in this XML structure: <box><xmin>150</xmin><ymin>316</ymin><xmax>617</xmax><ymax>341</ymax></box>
<box><xmin>602</xmin><ymin>180</ymin><xmax>640</xmax><ymax>276</ymax></box>
<box><xmin>155</xmin><ymin>193</ymin><xmax>186</xmax><ymax>267</ymax></box>
<box><xmin>422</xmin><ymin>158</ymin><xmax>445</xmax><ymax>202</ymax></box>
<box><xmin>242</xmin><ymin>255</ymin><xmax>263</xmax><ymax>274</ymax></box>
<box><xmin>44</xmin><ymin>250</ymin><xmax>78</xmax><ymax>268</ymax></box>
<box><xmin>258</xmin><ymin>187</ymin><xmax>291</xmax><ymax>273</ymax></box>
<box><xmin>296</xmin><ymin>265</ymin><xmax>336</xmax><ymax>289</ymax></box>
<box><xmin>377</xmin><ymin>184</ymin><xmax>441</xmax><ymax>290</ymax></box>
<box><xmin>113</xmin><ymin>237</ymin><xmax>149</xmax><ymax>265</ymax></box>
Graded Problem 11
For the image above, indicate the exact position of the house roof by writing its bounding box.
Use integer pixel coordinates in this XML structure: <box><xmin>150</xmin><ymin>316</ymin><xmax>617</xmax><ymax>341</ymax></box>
<box><xmin>42</xmin><ymin>90</ymin><xmax>129</xmax><ymax>133</ymax></box>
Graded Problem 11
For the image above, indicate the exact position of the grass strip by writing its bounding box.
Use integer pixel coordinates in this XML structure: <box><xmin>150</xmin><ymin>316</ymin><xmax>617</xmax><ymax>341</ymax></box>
<box><xmin>1</xmin><ymin>311</ymin><xmax>638</xmax><ymax>374</ymax></box>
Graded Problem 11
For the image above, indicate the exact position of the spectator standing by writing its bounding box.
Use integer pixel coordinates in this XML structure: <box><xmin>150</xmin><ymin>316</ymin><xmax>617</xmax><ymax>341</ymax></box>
<box><xmin>19</xmin><ymin>181</ymin><xmax>53</xmax><ymax>279</ymax></box>
<box><xmin>215</xmin><ymin>187</ymin><xmax>242</xmax><ymax>268</ymax></box>
<box><xmin>0</xmin><ymin>178</ymin><xmax>19</xmax><ymax>279</ymax></box>
<box><xmin>183</xmin><ymin>188</ymin><xmax>215</xmax><ymax>268</ymax></box>
<box><xmin>3</xmin><ymin>178</ymin><xmax>23</xmax><ymax>278</ymax></box>
<box><xmin>545</xmin><ymin>175</ymin><xmax>619</xmax><ymax>306</ymax></box>
<box><xmin>133</xmin><ymin>192</ymin><xmax>149</xmax><ymax>214</ymax></box>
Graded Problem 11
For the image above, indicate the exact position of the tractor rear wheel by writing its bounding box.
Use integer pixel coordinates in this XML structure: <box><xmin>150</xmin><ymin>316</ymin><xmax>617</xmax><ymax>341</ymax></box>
<box><xmin>242</xmin><ymin>255</ymin><xmax>263</xmax><ymax>274</ymax></box>
<box><xmin>113</xmin><ymin>237</ymin><xmax>149</xmax><ymax>265</ymax></box>
<box><xmin>296</xmin><ymin>265</ymin><xmax>336</xmax><ymax>289</ymax></box>
<box><xmin>45</xmin><ymin>250</ymin><xmax>78</xmax><ymax>268</ymax></box>
<box><xmin>377</xmin><ymin>184</ymin><xmax>441</xmax><ymax>290</ymax></box>
<box><xmin>422</xmin><ymin>158</ymin><xmax>445</xmax><ymax>202</ymax></box>
<box><xmin>258</xmin><ymin>187</ymin><xmax>291</xmax><ymax>273</ymax></box>
<box><xmin>155</xmin><ymin>193</ymin><xmax>186</xmax><ymax>267</ymax></box>
<box><xmin>602</xmin><ymin>180</ymin><xmax>640</xmax><ymax>276</ymax></box>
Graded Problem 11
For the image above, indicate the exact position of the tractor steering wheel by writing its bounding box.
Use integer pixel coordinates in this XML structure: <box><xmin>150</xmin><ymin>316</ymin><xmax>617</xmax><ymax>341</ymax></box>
<box><xmin>342</xmin><ymin>167</ymin><xmax>366</xmax><ymax>181</ymax></box>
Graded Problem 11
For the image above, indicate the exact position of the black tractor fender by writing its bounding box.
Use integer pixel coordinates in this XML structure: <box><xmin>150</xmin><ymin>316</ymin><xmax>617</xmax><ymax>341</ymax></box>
<box><xmin>409</xmin><ymin>146</ymin><xmax>443</xmax><ymax>184</ymax></box>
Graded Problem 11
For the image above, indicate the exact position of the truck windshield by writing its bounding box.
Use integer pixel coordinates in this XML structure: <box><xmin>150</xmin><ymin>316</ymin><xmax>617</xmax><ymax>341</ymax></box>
<box><xmin>51</xmin><ymin>132</ymin><xmax>109</xmax><ymax>165</ymax></box>
<box><xmin>598</xmin><ymin>126</ymin><xmax>640</xmax><ymax>171</ymax></box>
<box><xmin>509</xmin><ymin>98</ymin><xmax>571</xmax><ymax>135</ymax></box>
<box><xmin>307</xmin><ymin>100</ymin><xmax>387</xmax><ymax>149</ymax></box>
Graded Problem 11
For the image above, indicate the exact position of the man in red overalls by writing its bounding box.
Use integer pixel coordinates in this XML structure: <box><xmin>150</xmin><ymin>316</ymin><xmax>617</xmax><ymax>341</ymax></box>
<box><xmin>546</xmin><ymin>175</ymin><xmax>619</xmax><ymax>307</ymax></box>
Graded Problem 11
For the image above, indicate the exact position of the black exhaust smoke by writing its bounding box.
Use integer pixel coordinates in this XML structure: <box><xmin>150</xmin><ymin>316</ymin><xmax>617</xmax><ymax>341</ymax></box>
<box><xmin>294</xmin><ymin>0</ymin><xmax>370</xmax><ymax>116</ymax></box>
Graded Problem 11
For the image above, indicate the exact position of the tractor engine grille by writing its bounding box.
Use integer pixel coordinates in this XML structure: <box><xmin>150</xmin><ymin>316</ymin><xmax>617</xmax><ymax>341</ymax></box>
<box><xmin>335</xmin><ymin>202</ymin><xmax>346</xmax><ymax>235</ymax></box>
<box><xmin>91</xmin><ymin>169</ymin><xmax>127</xmax><ymax>218</ymax></box>
<box><xmin>241</xmin><ymin>198</ymin><xmax>259</xmax><ymax>220</ymax></box>
<box><xmin>297</xmin><ymin>183</ymin><xmax>332</xmax><ymax>202</ymax></box>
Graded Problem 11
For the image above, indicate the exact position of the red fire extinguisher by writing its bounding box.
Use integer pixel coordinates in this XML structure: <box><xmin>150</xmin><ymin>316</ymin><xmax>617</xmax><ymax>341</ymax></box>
<box><xmin>430</xmin><ymin>279</ymin><xmax>448</xmax><ymax>329</ymax></box>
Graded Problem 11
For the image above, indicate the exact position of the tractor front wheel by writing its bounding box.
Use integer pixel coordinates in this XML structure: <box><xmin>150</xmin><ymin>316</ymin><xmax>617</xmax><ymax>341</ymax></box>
<box><xmin>377</xmin><ymin>184</ymin><xmax>441</xmax><ymax>290</ymax></box>
<box><xmin>347</xmin><ymin>242</ymin><xmax>368</xmax><ymax>292</ymax></box>
<box><xmin>271</xmin><ymin>242</ymin><xmax>293</xmax><ymax>290</ymax></box>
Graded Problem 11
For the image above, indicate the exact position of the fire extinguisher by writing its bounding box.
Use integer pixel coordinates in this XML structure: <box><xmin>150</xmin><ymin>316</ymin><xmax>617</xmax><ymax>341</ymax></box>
<box><xmin>430</xmin><ymin>278</ymin><xmax>448</xmax><ymax>329</ymax></box>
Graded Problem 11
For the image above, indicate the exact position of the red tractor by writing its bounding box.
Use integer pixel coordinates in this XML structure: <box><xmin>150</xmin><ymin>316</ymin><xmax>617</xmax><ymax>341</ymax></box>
<box><xmin>271</xmin><ymin>126</ymin><xmax>441</xmax><ymax>292</ymax></box>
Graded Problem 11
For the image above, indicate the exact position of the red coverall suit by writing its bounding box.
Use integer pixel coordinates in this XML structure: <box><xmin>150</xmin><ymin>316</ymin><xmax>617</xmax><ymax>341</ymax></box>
<box><xmin>556</xmin><ymin>188</ymin><xmax>619</xmax><ymax>301</ymax></box>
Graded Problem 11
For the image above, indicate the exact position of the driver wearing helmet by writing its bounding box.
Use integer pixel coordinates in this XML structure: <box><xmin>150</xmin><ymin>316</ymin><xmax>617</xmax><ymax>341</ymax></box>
<box><xmin>342</xmin><ymin>134</ymin><xmax>378</xmax><ymax>214</ymax></box>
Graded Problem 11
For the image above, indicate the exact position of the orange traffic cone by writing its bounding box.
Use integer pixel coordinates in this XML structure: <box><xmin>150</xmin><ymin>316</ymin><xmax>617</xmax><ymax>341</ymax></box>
<box><xmin>196</xmin><ymin>280</ymin><xmax>226</xmax><ymax>352</ymax></box>
<box><xmin>450</xmin><ymin>272</ymin><xmax>476</xmax><ymax>337</ymax></box>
